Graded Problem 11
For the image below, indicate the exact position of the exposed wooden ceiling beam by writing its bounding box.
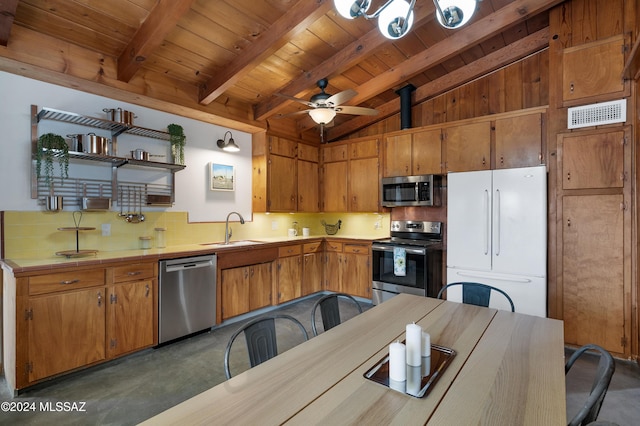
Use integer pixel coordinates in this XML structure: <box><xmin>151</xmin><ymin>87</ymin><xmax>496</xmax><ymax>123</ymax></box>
<box><xmin>117</xmin><ymin>0</ymin><xmax>195</xmax><ymax>82</ymax></box>
<box><xmin>253</xmin><ymin>1</ymin><xmax>437</xmax><ymax>121</ymax></box>
<box><xmin>0</xmin><ymin>0</ymin><xmax>18</xmax><ymax>46</ymax></box>
<box><xmin>198</xmin><ymin>0</ymin><xmax>333</xmax><ymax>105</ymax></box>
<box><xmin>344</xmin><ymin>0</ymin><xmax>564</xmax><ymax>108</ymax></box>
<box><xmin>326</xmin><ymin>27</ymin><xmax>551</xmax><ymax>140</ymax></box>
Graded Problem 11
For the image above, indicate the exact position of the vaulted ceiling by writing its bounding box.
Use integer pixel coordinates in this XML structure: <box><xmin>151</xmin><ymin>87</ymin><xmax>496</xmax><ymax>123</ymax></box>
<box><xmin>0</xmin><ymin>0</ymin><xmax>564</xmax><ymax>142</ymax></box>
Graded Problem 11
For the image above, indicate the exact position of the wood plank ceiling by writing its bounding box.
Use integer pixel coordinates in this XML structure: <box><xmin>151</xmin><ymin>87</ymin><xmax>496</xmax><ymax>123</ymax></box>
<box><xmin>0</xmin><ymin>0</ymin><xmax>564</xmax><ymax>142</ymax></box>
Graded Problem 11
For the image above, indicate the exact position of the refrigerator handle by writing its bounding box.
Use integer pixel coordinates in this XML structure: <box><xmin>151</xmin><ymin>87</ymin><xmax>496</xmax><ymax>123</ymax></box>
<box><xmin>494</xmin><ymin>189</ymin><xmax>500</xmax><ymax>256</ymax></box>
<box><xmin>484</xmin><ymin>189</ymin><xmax>490</xmax><ymax>255</ymax></box>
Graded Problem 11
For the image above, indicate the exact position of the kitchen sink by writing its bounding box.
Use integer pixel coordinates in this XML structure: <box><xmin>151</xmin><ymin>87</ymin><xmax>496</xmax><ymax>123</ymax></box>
<box><xmin>199</xmin><ymin>240</ymin><xmax>263</xmax><ymax>247</ymax></box>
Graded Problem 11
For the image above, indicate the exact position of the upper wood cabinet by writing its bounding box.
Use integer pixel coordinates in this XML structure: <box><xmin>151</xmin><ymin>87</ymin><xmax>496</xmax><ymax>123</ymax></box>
<box><xmin>383</xmin><ymin>129</ymin><xmax>441</xmax><ymax>177</ymax></box>
<box><xmin>559</xmin><ymin>128</ymin><xmax>625</xmax><ymax>190</ymax></box>
<box><xmin>494</xmin><ymin>113</ymin><xmax>544</xmax><ymax>169</ymax></box>
<box><xmin>443</xmin><ymin>121</ymin><xmax>491</xmax><ymax>172</ymax></box>
<box><xmin>322</xmin><ymin>137</ymin><xmax>380</xmax><ymax>213</ymax></box>
<box><xmin>253</xmin><ymin>134</ymin><xmax>319</xmax><ymax>212</ymax></box>
<box><xmin>562</xmin><ymin>35</ymin><xmax>628</xmax><ymax>104</ymax></box>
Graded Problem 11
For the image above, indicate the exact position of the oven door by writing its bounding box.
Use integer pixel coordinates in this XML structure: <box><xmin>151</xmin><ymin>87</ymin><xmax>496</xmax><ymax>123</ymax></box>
<box><xmin>372</xmin><ymin>244</ymin><xmax>427</xmax><ymax>290</ymax></box>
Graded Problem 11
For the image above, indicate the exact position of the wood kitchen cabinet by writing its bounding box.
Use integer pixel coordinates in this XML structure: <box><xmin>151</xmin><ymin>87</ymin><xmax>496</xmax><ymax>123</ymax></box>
<box><xmin>220</xmin><ymin>262</ymin><xmax>274</xmax><ymax>320</ymax></box>
<box><xmin>557</xmin><ymin>126</ymin><xmax>631</xmax><ymax>356</ymax></box>
<box><xmin>302</xmin><ymin>241</ymin><xmax>323</xmax><ymax>296</ymax></box>
<box><xmin>5</xmin><ymin>260</ymin><xmax>158</xmax><ymax>391</ymax></box>
<box><xmin>443</xmin><ymin>121</ymin><xmax>491</xmax><ymax>172</ymax></box>
<box><xmin>252</xmin><ymin>133</ymin><xmax>319</xmax><ymax>212</ymax></box>
<box><xmin>383</xmin><ymin>129</ymin><xmax>441</xmax><ymax>177</ymax></box>
<box><xmin>562</xmin><ymin>35</ymin><xmax>628</xmax><ymax>105</ymax></box>
<box><xmin>494</xmin><ymin>112</ymin><xmax>544</xmax><ymax>169</ymax></box>
<box><xmin>28</xmin><ymin>285</ymin><xmax>106</xmax><ymax>383</ymax></box>
<box><xmin>297</xmin><ymin>143</ymin><xmax>319</xmax><ymax>212</ymax></box>
<box><xmin>323</xmin><ymin>240</ymin><xmax>372</xmax><ymax>298</ymax></box>
<box><xmin>108</xmin><ymin>262</ymin><xmax>156</xmax><ymax>358</ymax></box>
<box><xmin>560</xmin><ymin>128</ymin><xmax>625</xmax><ymax>190</ymax></box>
<box><xmin>277</xmin><ymin>244</ymin><xmax>302</xmax><ymax>303</ymax></box>
<box><xmin>322</xmin><ymin>137</ymin><xmax>381</xmax><ymax>212</ymax></box>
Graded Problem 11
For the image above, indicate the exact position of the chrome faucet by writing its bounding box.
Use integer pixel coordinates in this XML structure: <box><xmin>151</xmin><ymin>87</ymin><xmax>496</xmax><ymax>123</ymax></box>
<box><xmin>224</xmin><ymin>211</ymin><xmax>245</xmax><ymax>244</ymax></box>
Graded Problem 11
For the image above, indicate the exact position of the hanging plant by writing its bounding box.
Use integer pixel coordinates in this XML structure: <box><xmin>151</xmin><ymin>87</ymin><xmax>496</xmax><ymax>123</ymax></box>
<box><xmin>167</xmin><ymin>123</ymin><xmax>186</xmax><ymax>165</ymax></box>
<box><xmin>36</xmin><ymin>133</ymin><xmax>69</xmax><ymax>187</ymax></box>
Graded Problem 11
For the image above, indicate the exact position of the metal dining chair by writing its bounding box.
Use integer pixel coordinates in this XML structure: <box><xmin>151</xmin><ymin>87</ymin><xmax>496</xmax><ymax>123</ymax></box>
<box><xmin>565</xmin><ymin>344</ymin><xmax>616</xmax><ymax>426</ymax></box>
<box><xmin>223</xmin><ymin>314</ymin><xmax>309</xmax><ymax>379</ymax></box>
<box><xmin>437</xmin><ymin>282</ymin><xmax>515</xmax><ymax>312</ymax></box>
<box><xmin>311</xmin><ymin>292</ymin><xmax>363</xmax><ymax>336</ymax></box>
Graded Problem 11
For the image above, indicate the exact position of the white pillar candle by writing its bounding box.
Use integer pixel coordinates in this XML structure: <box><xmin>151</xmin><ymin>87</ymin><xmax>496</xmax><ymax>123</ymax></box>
<box><xmin>406</xmin><ymin>323</ymin><xmax>422</xmax><ymax>366</ymax></box>
<box><xmin>422</xmin><ymin>331</ymin><xmax>431</xmax><ymax>356</ymax></box>
<box><xmin>388</xmin><ymin>341</ymin><xmax>406</xmax><ymax>382</ymax></box>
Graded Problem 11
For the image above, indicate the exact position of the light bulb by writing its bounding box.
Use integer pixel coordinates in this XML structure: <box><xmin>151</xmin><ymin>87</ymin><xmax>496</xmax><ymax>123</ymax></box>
<box><xmin>334</xmin><ymin>0</ymin><xmax>371</xmax><ymax>20</ymax></box>
<box><xmin>377</xmin><ymin>0</ymin><xmax>414</xmax><ymax>39</ymax></box>
<box><xmin>435</xmin><ymin>0</ymin><xmax>477</xmax><ymax>29</ymax></box>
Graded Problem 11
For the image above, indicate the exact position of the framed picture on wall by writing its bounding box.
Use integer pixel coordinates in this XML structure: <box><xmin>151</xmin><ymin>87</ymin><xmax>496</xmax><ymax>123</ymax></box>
<box><xmin>210</xmin><ymin>163</ymin><xmax>235</xmax><ymax>191</ymax></box>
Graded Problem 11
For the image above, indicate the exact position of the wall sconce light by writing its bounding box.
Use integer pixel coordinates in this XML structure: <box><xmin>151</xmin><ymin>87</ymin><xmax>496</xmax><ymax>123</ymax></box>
<box><xmin>334</xmin><ymin>0</ymin><xmax>477</xmax><ymax>38</ymax></box>
<box><xmin>216</xmin><ymin>131</ymin><xmax>240</xmax><ymax>152</ymax></box>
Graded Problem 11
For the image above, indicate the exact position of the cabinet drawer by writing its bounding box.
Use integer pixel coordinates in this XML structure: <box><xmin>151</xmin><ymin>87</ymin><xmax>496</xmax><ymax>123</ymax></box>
<box><xmin>279</xmin><ymin>245</ymin><xmax>302</xmax><ymax>257</ymax></box>
<box><xmin>112</xmin><ymin>262</ymin><xmax>156</xmax><ymax>283</ymax></box>
<box><xmin>344</xmin><ymin>244</ymin><xmax>369</xmax><ymax>254</ymax></box>
<box><xmin>325</xmin><ymin>241</ymin><xmax>343</xmax><ymax>252</ymax></box>
<box><xmin>29</xmin><ymin>269</ymin><xmax>106</xmax><ymax>295</ymax></box>
<box><xmin>303</xmin><ymin>242</ymin><xmax>322</xmax><ymax>254</ymax></box>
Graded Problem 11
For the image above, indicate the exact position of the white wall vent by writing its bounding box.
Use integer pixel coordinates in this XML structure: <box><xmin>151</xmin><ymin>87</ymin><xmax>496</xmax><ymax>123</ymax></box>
<box><xmin>567</xmin><ymin>99</ymin><xmax>626</xmax><ymax>129</ymax></box>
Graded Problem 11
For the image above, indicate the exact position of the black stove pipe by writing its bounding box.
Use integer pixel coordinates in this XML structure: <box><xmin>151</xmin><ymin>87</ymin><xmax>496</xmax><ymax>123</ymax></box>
<box><xmin>396</xmin><ymin>84</ymin><xmax>416</xmax><ymax>130</ymax></box>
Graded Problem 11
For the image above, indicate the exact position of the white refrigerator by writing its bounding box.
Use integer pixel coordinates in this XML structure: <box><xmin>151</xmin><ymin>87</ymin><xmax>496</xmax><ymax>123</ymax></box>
<box><xmin>446</xmin><ymin>165</ymin><xmax>547</xmax><ymax>317</ymax></box>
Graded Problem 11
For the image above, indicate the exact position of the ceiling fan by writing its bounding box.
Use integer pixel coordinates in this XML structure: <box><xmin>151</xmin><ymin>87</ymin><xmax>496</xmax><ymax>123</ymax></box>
<box><xmin>276</xmin><ymin>78</ymin><xmax>379</xmax><ymax>137</ymax></box>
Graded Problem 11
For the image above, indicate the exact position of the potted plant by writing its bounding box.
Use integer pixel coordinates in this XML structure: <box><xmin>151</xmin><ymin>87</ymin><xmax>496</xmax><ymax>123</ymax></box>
<box><xmin>36</xmin><ymin>133</ymin><xmax>69</xmax><ymax>187</ymax></box>
<box><xmin>167</xmin><ymin>124</ymin><xmax>186</xmax><ymax>165</ymax></box>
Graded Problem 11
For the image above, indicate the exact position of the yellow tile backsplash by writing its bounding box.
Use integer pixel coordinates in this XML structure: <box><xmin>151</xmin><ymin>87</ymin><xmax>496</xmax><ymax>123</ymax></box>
<box><xmin>3</xmin><ymin>211</ymin><xmax>389</xmax><ymax>259</ymax></box>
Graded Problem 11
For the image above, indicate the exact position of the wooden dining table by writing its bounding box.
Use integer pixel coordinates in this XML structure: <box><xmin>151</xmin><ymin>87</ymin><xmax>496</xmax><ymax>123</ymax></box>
<box><xmin>142</xmin><ymin>294</ymin><xmax>566</xmax><ymax>425</ymax></box>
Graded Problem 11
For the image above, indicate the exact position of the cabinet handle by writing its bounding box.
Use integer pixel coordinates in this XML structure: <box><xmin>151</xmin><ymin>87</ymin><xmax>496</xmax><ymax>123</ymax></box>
<box><xmin>569</xmin><ymin>82</ymin><xmax>574</xmax><ymax>93</ymax></box>
<box><xmin>60</xmin><ymin>279</ymin><xmax>79</xmax><ymax>285</ymax></box>
<box><xmin>145</xmin><ymin>284</ymin><xmax>150</xmax><ymax>298</ymax></box>
<box><xmin>482</xmin><ymin>156</ymin><xmax>486</xmax><ymax>166</ymax></box>
<box><xmin>97</xmin><ymin>291</ymin><xmax>102</xmax><ymax>307</ymax></box>
<box><xmin>127</xmin><ymin>271</ymin><xmax>142</xmax><ymax>276</ymax></box>
<box><xmin>567</xmin><ymin>218</ymin><xmax>571</xmax><ymax>227</ymax></box>
<box><xmin>567</xmin><ymin>171</ymin><xmax>571</xmax><ymax>181</ymax></box>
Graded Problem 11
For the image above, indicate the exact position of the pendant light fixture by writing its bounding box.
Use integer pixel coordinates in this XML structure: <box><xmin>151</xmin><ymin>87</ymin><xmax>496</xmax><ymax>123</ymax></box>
<box><xmin>434</xmin><ymin>0</ymin><xmax>477</xmax><ymax>29</ymax></box>
<box><xmin>334</xmin><ymin>0</ymin><xmax>416</xmax><ymax>39</ymax></box>
<box><xmin>334</xmin><ymin>0</ymin><xmax>477</xmax><ymax>38</ymax></box>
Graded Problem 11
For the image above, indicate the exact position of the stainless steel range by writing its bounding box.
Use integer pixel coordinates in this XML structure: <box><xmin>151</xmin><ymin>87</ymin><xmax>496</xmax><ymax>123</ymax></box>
<box><xmin>371</xmin><ymin>220</ymin><xmax>443</xmax><ymax>305</ymax></box>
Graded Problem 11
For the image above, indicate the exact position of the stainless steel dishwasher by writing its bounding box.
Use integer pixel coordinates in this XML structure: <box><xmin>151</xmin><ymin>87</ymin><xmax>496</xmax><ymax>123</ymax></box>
<box><xmin>159</xmin><ymin>254</ymin><xmax>217</xmax><ymax>344</ymax></box>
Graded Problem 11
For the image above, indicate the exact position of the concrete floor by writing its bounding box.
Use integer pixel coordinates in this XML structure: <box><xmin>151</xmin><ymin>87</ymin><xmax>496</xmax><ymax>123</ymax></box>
<box><xmin>1</xmin><ymin>294</ymin><xmax>639</xmax><ymax>425</ymax></box>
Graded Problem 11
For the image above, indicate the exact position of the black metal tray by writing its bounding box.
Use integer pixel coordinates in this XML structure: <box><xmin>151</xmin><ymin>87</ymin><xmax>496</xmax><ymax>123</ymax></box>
<box><xmin>363</xmin><ymin>343</ymin><xmax>456</xmax><ymax>398</ymax></box>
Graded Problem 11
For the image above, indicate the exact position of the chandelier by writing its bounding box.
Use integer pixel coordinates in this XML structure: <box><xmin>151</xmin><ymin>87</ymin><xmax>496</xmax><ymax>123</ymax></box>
<box><xmin>334</xmin><ymin>0</ymin><xmax>478</xmax><ymax>39</ymax></box>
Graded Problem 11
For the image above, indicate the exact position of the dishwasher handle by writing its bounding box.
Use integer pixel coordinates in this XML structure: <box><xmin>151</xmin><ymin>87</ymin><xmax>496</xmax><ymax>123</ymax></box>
<box><xmin>163</xmin><ymin>256</ymin><xmax>215</xmax><ymax>273</ymax></box>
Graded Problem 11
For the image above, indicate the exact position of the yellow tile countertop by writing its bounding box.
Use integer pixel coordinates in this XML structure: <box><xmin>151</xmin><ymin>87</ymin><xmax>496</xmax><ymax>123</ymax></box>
<box><xmin>1</xmin><ymin>234</ymin><xmax>383</xmax><ymax>275</ymax></box>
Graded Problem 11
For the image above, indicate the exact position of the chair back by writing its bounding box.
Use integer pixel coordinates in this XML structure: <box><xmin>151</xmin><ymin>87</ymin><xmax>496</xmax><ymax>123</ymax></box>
<box><xmin>437</xmin><ymin>282</ymin><xmax>515</xmax><ymax>312</ymax></box>
<box><xmin>224</xmin><ymin>314</ymin><xmax>308</xmax><ymax>379</ymax></box>
<box><xmin>565</xmin><ymin>344</ymin><xmax>616</xmax><ymax>426</ymax></box>
<box><xmin>311</xmin><ymin>293</ymin><xmax>363</xmax><ymax>336</ymax></box>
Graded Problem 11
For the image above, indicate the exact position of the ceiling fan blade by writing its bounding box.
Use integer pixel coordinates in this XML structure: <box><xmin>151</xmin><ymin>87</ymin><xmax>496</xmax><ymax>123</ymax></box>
<box><xmin>336</xmin><ymin>105</ymin><xmax>379</xmax><ymax>116</ymax></box>
<box><xmin>275</xmin><ymin>93</ymin><xmax>315</xmax><ymax>107</ymax></box>
<box><xmin>326</xmin><ymin>89</ymin><xmax>357</xmax><ymax>107</ymax></box>
<box><xmin>275</xmin><ymin>109</ymin><xmax>312</xmax><ymax>119</ymax></box>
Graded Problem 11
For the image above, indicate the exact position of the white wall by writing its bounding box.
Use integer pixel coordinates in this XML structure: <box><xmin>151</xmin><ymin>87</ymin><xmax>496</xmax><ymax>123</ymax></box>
<box><xmin>0</xmin><ymin>71</ymin><xmax>252</xmax><ymax>222</ymax></box>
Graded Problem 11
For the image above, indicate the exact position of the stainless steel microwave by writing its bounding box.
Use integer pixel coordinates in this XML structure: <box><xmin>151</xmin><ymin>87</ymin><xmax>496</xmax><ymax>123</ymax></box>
<box><xmin>380</xmin><ymin>175</ymin><xmax>441</xmax><ymax>207</ymax></box>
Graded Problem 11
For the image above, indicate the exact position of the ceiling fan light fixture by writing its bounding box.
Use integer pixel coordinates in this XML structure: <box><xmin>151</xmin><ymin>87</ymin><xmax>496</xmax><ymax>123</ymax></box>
<box><xmin>377</xmin><ymin>0</ymin><xmax>415</xmax><ymax>39</ymax></box>
<box><xmin>216</xmin><ymin>130</ymin><xmax>240</xmax><ymax>152</ymax></box>
<box><xmin>434</xmin><ymin>0</ymin><xmax>477</xmax><ymax>29</ymax></box>
<box><xmin>309</xmin><ymin>108</ymin><xmax>337</xmax><ymax>124</ymax></box>
<box><xmin>334</xmin><ymin>0</ymin><xmax>371</xmax><ymax>19</ymax></box>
